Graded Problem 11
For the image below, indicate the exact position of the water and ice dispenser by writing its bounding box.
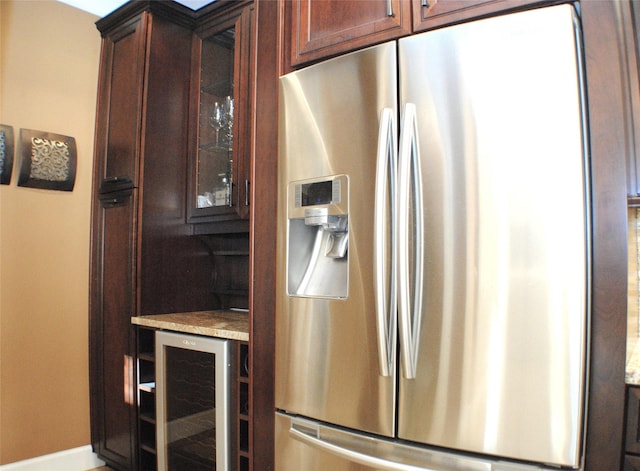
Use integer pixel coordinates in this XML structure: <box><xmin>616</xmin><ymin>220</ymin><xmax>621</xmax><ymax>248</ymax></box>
<box><xmin>286</xmin><ymin>175</ymin><xmax>348</xmax><ymax>299</ymax></box>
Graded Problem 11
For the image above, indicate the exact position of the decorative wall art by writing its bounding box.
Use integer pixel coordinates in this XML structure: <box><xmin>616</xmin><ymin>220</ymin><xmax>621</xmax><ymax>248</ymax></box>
<box><xmin>17</xmin><ymin>128</ymin><xmax>77</xmax><ymax>191</ymax></box>
<box><xmin>0</xmin><ymin>124</ymin><xmax>15</xmax><ymax>185</ymax></box>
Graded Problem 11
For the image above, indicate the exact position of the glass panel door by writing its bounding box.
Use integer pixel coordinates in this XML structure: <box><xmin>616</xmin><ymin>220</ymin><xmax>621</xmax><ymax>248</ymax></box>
<box><xmin>165</xmin><ymin>347</ymin><xmax>215</xmax><ymax>469</ymax></box>
<box><xmin>156</xmin><ymin>331</ymin><xmax>230</xmax><ymax>471</ymax></box>
<box><xmin>188</xmin><ymin>5</ymin><xmax>253</xmax><ymax>225</ymax></box>
<box><xmin>196</xmin><ymin>27</ymin><xmax>235</xmax><ymax>210</ymax></box>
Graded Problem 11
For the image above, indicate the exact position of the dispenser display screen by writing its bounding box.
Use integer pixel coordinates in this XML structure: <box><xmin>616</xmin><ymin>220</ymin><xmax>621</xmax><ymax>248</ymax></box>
<box><xmin>301</xmin><ymin>181</ymin><xmax>333</xmax><ymax>206</ymax></box>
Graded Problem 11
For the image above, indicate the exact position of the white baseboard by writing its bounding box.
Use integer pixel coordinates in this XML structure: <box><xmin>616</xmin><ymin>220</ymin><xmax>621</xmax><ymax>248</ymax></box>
<box><xmin>0</xmin><ymin>445</ymin><xmax>105</xmax><ymax>471</ymax></box>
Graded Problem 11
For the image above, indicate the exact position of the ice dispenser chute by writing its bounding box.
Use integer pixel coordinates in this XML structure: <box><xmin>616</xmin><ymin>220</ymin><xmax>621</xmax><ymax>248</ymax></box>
<box><xmin>287</xmin><ymin>175</ymin><xmax>348</xmax><ymax>299</ymax></box>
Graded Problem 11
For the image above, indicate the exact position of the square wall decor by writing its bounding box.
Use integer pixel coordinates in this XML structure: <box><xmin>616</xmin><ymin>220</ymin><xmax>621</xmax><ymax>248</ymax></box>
<box><xmin>17</xmin><ymin>128</ymin><xmax>76</xmax><ymax>191</ymax></box>
<box><xmin>0</xmin><ymin>124</ymin><xmax>15</xmax><ymax>185</ymax></box>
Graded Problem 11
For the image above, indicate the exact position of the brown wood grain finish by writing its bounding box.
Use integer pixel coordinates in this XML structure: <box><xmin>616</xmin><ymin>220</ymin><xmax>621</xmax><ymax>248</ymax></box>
<box><xmin>412</xmin><ymin>0</ymin><xmax>539</xmax><ymax>33</ymax></box>
<box><xmin>626</xmin><ymin>455</ymin><xmax>640</xmax><ymax>471</ymax></box>
<box><xmin>581</xmin><ymin>1</ymin><xmax>628</xmax><ymax>469</ymax></box>
<box><xmin>249</xmin><ymin>0</ymin><xmax>280</xmax><ymax>468</ymax></box>
<box><xmin>91</xmin><ymin>194</ymin><xmax>138</xmax><ymax>470</ymax></box>
<box><xmin>290</xmin><ymin>0</ymin><xmax>411</xmax><ymax>66</ymax></box>
<box><xmin>627</xmin><ymin>387</ymin><xmax>640</xmax><ymax>455</ymax></box>
<box><xmin>138</xmin><ymin>14</ymin><xmax>211</xmax><ymax>317</ymax></box>
<box><xmin>187</xmin><ymin>1</ymin><xmax>253</xmax><ymax>225</ymax></box>
<box><xmin>90</xmin><ymin>5</ymin><xmax>207</xmax><ymax>470</ymax></box>
<box><xmin>287</xmin><ymin>0</ymin><xmax>545</xmax><ymax>69</ymax></box>
<box><xmin>90</xmin><ymin>12</ymin><xmax>148</xmax><ymax>470</ymax></box>
<box><xmin>99</xmin><ymin>16</ymin><xmax>146</xmax><ymax>186</ymax></box>
<box><xmin>623</xmin><ymin>455</ymin><xmax>640</xmax><ymax>471</ymax></box>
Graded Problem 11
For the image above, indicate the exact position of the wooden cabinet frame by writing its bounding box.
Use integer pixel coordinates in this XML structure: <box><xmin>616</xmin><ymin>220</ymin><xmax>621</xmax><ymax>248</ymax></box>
<box><xmin>187</xmin><ymin>2</ymin><xmax>254</xmax><ymax>226</ymax></box>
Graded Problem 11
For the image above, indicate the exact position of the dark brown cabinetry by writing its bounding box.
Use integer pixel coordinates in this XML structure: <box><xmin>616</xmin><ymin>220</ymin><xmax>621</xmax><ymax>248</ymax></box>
<box><xmin>188</xmin><ymin>2</ymin><xmax>254</xmax><ymax>226</ymax></box>
<box><xmin>411</xmin><ymin>0</ymin><xmax>535</xmax><ymax>33</ymax></box>
<box><xmin>91</xmin><ymin>192</ymin><xmax>137</xmax><ymax>470</ymax></box>
<box><xmin>90</xmin><ymin>1</ymin><xmax>273</xmax><ymax>469</ymax></box>
<box><xmin>236</xmin><ymin>341</ymin><xmax>251</xmax><ymax>470</ymax></box>
<box><xmin>626</xmin><ymin>455</ymin><xmax>640</xmax><ymax>471</ymax></box>
<box><xmin>136</xmin><ymin>328</ymin><xmax>157</xmax><ymax>470</ymax></box>
<box><xmin>626</xmin><ymin>387</ymin><xmax>640</xmax><ymax>469</ymax></box>
<box><xmin>624</xmin><ymin>0</ymin><xmax>640</xmax><ymax>203</ymax></box>
<box><xmin>90</xmin><ymin>3</ymin><xmax>211</xmax><ymax>470</ymax></box>
<box><xmin>289</xmin><ymin>0</ymin><xmax>411</xmax><ymax>66</ymax></box>
<box><xmin>287</xmin><ymin>0</ymin><xmax>540</xmax><ymax>68</ymax></box>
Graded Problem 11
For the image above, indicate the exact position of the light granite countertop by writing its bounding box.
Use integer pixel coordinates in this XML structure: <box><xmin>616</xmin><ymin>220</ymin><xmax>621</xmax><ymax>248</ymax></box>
<box><xmin>628</xmin><ymin>336</ymin><xmax>640</xmax><ymax>385</ymax></box>
<box><xmin>131</xmin><ymin>310</ymin><xmax>249</xmax><ymax>341</ymax></box>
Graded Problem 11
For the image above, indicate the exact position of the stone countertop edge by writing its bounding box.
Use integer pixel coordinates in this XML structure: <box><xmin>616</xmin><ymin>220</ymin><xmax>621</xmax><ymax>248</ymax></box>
<box><xmin>131</xmin><ymin>310</ymin><xmax>249</xmax><ymax>342</ymax></box>
<box><xmin>628</xmin><ymin>336</ymin><xmax>640</xmax><ymax>385</ymax></box>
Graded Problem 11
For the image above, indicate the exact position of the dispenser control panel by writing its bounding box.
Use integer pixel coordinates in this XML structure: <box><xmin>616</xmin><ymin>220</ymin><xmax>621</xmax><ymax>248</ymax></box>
<box><xmin>295</xmin><ymin>179</ymin><xmax>341</xmax><ymax>207</ymax></box>
<box><xmin>288</xmin><ymin>175</ymin><xmax>348</xmax><ymax>220</ymax></box>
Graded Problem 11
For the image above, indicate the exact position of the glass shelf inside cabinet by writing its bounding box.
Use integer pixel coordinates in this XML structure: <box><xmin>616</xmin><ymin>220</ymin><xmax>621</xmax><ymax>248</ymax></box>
<box><xmin>196</xmin><ymin>27</ymin><xmax>235</xmax><ymax>210</ymax></box>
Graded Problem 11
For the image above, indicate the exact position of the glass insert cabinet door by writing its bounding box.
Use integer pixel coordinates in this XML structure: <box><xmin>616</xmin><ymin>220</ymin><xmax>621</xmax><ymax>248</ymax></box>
<box><xmin>189</xmin><ymin>6</ymin><xmax>253</xmax><ymax>223</ymax></box>
<box><xmin>156</xmin><ymin>331</ymin><xmax>230</xmax><ymax>471</ymax></box>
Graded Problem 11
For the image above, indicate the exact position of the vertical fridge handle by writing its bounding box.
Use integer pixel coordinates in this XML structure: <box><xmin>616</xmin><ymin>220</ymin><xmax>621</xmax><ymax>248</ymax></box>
<box><xmin>374</xmin><ymin>107</ymin><xmax>398</xmax><ymax>378</ymax></box>
<box><xmin>397</xmin><ymin>103</ymin><xmax>424</xmax><ymax>380</ymax></box>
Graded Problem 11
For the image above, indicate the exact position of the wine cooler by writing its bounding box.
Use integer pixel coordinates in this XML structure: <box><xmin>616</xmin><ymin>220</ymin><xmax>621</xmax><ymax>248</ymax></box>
<box><xmin>156</xmin><ymin>331</ymin><xmax>230</xmax><ymax>470</ymax></box>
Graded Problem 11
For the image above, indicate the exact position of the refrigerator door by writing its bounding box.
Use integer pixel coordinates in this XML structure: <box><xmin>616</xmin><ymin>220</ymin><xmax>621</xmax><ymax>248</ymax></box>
<box><xmin>397</xmin><ymin>4</ymin><xmax>588</xmax><ymax>468</ymax></box>
<box><xmin>276</xmin><ymin>43</ymin><xmax>398</xmax><ymax>436</ymax></box>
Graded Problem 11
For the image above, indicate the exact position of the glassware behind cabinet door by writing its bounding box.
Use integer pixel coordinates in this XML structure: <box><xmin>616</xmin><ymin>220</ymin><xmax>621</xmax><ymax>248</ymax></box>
<box><xmin>210</xmin><ymin>101</ymin><xmax>226</xmax><ymax>146</ymax></box>
<box><xmin>224</xmin><ymin>96</ymin><xmax>234</xmax><ymax>147</ymax></box>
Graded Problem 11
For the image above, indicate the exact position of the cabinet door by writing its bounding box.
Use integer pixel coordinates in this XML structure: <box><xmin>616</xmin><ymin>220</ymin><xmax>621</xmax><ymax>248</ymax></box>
<box><xmin>290</xmin><ymin>0</ymin><xmax>411</xmax><ymax>67</ymax></box>
<box><xmin>412</xmin><ymin>0</ymin><xmax>539</xmax><ymax>33</ymax></box>
<box><xmin>627</xmin><ymin>387</ymin><xmax>640</xmax><ymax>455</ymax></box>
<box><xmin>94</xmin><ymin>14</ymin><xmax>146</xmax><ymax>191</ymax></box>
<box><xmin>90</xmin><ymin>193</ymin><xmax>138</xmax><ymax>471</ymax></box>
<box><xmin>624</xmin><ymin>0</ymin><xmax>640</xmax><ymax>202</ymax></box>
<box><xmin>188</xmin><ymin>5</ymin><xmax>253</xmax><ymax>225</ymax></box>
<box><xmin>628</xmin><ymin>455</ymin><xmax>640</xmax><ymax>471</ymax></box>
<box><xmin>90</xmin><ymin>14</ymin><xmax>147</xmax><ymax>470</ymax></box>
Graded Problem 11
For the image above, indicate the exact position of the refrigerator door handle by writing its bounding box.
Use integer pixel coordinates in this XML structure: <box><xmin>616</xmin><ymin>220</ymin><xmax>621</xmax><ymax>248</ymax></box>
<box><xmin>397</xmin><ymin>103</ymin><xmax>424</xmax><ymax>380</ymax></box>
<box><xmin>289</xmin><ymin>420</ymin><xmax>437</xmax><ymax>471</ymax></box>
<box><xmin>374</xmin><ymin>107</ymin><xmax>398</xmax><ymax>378</ymax></box>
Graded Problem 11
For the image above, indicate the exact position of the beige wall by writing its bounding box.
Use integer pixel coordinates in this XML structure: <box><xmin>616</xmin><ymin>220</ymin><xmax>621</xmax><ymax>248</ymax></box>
<box><xmin>0</xmin><ymin>0</ymin><xmax>100</xmax><ymax>464</ymax></box>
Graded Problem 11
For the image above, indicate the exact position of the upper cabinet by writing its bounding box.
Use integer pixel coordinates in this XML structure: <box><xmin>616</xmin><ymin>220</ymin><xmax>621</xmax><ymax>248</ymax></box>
<box><xmin>288</xmin><ymin>0</ymin><xmax>540</xmax><ymax>68</ymax></box>
<box><xmin>289</xmin><ymin>0</ymin><xmax>411</xmax><ymax>66</ymax></box>
<box><xmin>412</xmin><ymin>0</ymin><xmax>536</xmax><ymax>33</ymax></box>
<box><xmin>94</xmin><ymin>13</ymin><xmax>147</xmax><ymax>193</ymax></box>
<box><xmin>625</xmin><ymin>0</ymin><xmax>640</xmax><ymax>203</ymax></box>
<box><xmin>188</xmin><ymin>2</ymin><xmax>253</xmax><ymax>226</ymax></box>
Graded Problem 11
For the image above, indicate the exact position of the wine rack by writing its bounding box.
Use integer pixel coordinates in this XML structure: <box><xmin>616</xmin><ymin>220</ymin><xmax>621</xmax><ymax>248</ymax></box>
<box><xmin>137</xmin><ymin>327</ymin><xmax>157</xmax><ymax>470</ymax></box>
<box><xmin>237</xmin><ymin>341</ymin><xmax>250</xmax><ymax>470</ymax></box>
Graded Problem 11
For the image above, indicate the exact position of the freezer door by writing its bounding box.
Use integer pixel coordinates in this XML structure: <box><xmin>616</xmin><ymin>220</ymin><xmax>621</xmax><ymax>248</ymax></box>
<box><xmin>276</xmin><ymin>412</ymin><xmax>550</xmax><ymax>471</ymax></box>
<box><xmin>276</xmin><ymin>43</ymin><xmax>398</xmax><ymax>436</ymax></box>
<box><xmin>397</xmin><ymin>4</ymin><xmax>588</xmax><ymax>468</ymax></box>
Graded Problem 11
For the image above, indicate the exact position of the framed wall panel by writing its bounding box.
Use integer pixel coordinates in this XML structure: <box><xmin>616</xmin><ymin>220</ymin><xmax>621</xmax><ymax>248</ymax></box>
<box><xmin>17</xmin><ymin>128</ymin><xmax>76</xmax><ymax>191</ymax></box>
<box><xmin>0</xmin><ymin>124</ymin><xmax>15</xmax><ymax>185</ymax></box>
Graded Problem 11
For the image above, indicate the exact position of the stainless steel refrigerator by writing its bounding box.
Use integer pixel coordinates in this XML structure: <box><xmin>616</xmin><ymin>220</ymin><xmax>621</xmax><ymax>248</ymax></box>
<box><xmin>275</xmin><ymin>4</ymin><xmax>589</xmax><ymax>470</ymax></box>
